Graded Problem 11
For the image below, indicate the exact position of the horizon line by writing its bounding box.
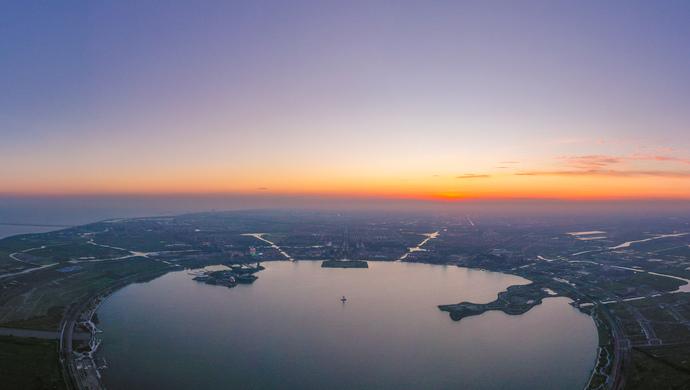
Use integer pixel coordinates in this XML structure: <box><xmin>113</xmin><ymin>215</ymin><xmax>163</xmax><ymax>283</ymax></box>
<box><xmin>2</xmin><ymin>191</ymin><xmax>690</xmax><ymax>203</ymax></box>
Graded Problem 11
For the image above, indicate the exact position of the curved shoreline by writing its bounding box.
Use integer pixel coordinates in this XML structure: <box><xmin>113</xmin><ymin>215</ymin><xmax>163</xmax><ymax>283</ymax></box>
<box><xmin>87</xmin><ymin>259</ymin><xmax>599</xmax><ymax>390</ymax></box>
<box><xmin>434</xmin><ymin>274</ymin><xmax>611</xmax><ymax>390</ymax></box>
<box><xmin>60</xmin><ymin>268</ymin><xmax>172</xmax><ymax>390</ymax></box>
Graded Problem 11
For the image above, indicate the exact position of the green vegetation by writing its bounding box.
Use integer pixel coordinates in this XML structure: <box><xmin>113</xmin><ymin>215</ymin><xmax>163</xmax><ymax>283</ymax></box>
<box><xmin>627</xmin><ymin>272</ymin><xmax>685</xmax><ymax>292</ymax></box>
<box><xmin>628</xmin><ymin>346</ymin><xmax>690</xmax><ymax>389</ymax></box>
<box><xmin>599</xmin><ymin>272</ymin><xmax>684</xmax><ymax>297</ymax></box>
<box><xmin>0</xmin><ymin>259</ymin><xmax>170</xmax><ymax>330</ymax></box>
<box><xmin>587</xmin><ymin>372</ymin><xmax>607</xmax><ymax>389</ymax></box>
<box><xmin>585</xmin><ymin>307</ymin><xmax>615</xmax><ymax>390</ymax></box>
<box><xmin>30</xmin><ymin>243</ymin><xmax>129</xmax><ymax>262</ymax></box>
<box><xmin>439</xmin><ymin>282</ymin><xmax>550</xmax><ymax>321</ymax></box>
<box><xmin>0</xmin><ymin>336</ymin><xmax>65</xmax><ymax>390</ymax></box>
<box><xmin>92</xmin><ymin>231</ymin><xmax>178</xmax><ymax>252</ymax></box>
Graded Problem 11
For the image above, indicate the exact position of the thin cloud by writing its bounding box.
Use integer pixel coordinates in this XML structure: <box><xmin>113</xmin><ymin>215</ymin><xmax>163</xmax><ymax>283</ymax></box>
<box><xmin>559</xmin><ymin>153</ymin><xmax>690</xmax><ymax>168</ymax></box>
<box><xmin>631</xmin><ymin>154</ymin><xmax>690</xmax><ymax>165</ymax></box>
<box><xmin>456</xmin><ymin>174</ymin><xmax>491</xmax><ymax>179</ymax></box>
<box><xmin>515</xmin><ymin>170</ymin><xmax>690</xmax><ymax>178</ymax></box>
<box><xmin>559</xmin><ymin>155</ymin><xmax>623</xmax><ymax>169</ymax></box>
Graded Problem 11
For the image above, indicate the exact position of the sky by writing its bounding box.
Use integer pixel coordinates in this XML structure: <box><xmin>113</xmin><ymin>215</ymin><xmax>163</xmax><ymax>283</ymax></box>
<box><xmin>2</xmin><ymin>1</ymin><xmax>690</xmax><ymax>203</ymax></box>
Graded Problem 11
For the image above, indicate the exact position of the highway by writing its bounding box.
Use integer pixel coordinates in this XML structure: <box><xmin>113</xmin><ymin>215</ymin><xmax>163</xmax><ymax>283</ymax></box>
<box><xmin>398</xmin><ymin>230</ymin><xmax>441</xmax><ymax>261</ymax></box>
<box><xmin>242</xmin><ymin>233</ymin><xmax>294</xmax><ymax>261</ymax></box>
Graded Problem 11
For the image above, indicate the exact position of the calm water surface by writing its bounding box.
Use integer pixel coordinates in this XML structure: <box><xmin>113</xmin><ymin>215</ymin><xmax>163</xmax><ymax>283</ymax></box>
<box><xmin>97</xmin><ymin>261</ymin><xmax>597</xmax><ymax>389</ymax></box>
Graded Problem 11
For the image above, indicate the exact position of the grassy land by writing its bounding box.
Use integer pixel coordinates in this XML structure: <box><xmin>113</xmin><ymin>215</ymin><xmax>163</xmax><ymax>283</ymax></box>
<box><xmin>0</xmin><ymin>336</ymin><xmax>65</xmax><ymax>390</ymax></box>
<box><xmin>627</xmin><ymin>346</ymin><xmax>690</xmax><ymax>389</ymax></box>
<box><xmin>602</xmin><ymin>272</ymin><xmax>685</xmax><ymax>297</ymax></box>
<box><xmin>0</xmin><ymin>259</ymin><xmax>171</xmax><ymax>330</ymax></box>
<box><xmin>586</xmin><ymin>306</ymin><xmax>614</xmax><ymax>389</ymax></box>
<box><xmin>30</xmin><ymin>243</ymin><xmax>130</xmax><ymax>262</ymax></box>
<box><xmin>0</xmin><ymin>231</ymin><xmax>124</xmax><ymax>273</ymax></box>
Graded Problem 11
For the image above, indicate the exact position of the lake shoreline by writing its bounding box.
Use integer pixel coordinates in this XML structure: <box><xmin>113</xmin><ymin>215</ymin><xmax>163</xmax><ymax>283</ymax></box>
<box><xmin>93</xmin><ymin>259</ymin><xmax>598</xmax><ymax>390</ymax></box>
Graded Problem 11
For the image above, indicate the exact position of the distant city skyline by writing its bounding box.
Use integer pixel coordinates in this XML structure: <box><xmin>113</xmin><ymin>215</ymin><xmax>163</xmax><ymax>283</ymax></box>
<box><xmin>3</xmin><ymin>1</ymin><xmax>690</xmax><ymax>200</ymax></box>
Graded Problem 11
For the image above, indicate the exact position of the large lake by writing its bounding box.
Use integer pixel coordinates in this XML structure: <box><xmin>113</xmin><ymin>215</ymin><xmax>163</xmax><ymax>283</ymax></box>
<box><xmin>97</xmin><ymin>261</ymin><xmax>597</xmax><ymax>389</ymax></box>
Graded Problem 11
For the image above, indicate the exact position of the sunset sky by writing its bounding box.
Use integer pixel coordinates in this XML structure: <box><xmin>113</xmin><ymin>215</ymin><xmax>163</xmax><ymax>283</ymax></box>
<box><xmin>2</xmin><ymin>1</ymin><xmax>690</xmax><ymax>201</ymax></box>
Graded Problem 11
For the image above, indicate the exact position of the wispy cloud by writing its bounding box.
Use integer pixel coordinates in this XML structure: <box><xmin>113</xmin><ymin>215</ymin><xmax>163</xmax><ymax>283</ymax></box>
<box><xmin>559</xmin><ymin>153</ymin><xmax>690</xmax><ymax>168</ymax></box>
<box><xmin>559</xmin><ymin>155</ymin><xmax>624</xmax><ymax>169</ymax></box>
<box><xmin>457</xmin><ymin>174</ymin><xmax>491</xmax><ymax>179</ymax></box>
<box><xmin>630</xmin><ymin>154</ymin><xmax>690</xmax><ymax>165</ymax></box>
<box><xmin>524</xmin><ymin>153</ymin><xmax>690</xmax><ymax>178</ymax></box>
<box><xmin>515</xmin><ymin>170</ymin><xmax>690</xmax><ymax>178</ymax></box>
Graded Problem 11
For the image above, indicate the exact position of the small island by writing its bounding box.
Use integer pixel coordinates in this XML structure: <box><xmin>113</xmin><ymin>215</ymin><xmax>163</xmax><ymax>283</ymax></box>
<box><xmin>193</xmin><ymin>263</ymin><xmax>264</xmax><ymax>287</ymax></box>
<box><xmin>321</xmin><ymin>259</ymin><xmax>369</xmax><ymax>268</ymax></box>
<box><xmin>438</xmin><ymin>282</ymin><xmax>556</xmax><ymax>321</ymax></box>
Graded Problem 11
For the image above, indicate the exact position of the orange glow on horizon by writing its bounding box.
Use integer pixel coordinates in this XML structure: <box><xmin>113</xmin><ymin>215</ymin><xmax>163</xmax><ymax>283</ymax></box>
<box><xmin>4</xmin><ymin>170</ymin><xmax>690</xmax><ymax>202</ymax></box>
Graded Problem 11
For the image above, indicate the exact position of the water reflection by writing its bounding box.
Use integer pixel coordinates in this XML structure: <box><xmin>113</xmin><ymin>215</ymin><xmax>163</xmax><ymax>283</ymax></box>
<box><xmin>97</xmin><ymin>261</ymin><xmax>597</xmax><ymax>390</ymax></box>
